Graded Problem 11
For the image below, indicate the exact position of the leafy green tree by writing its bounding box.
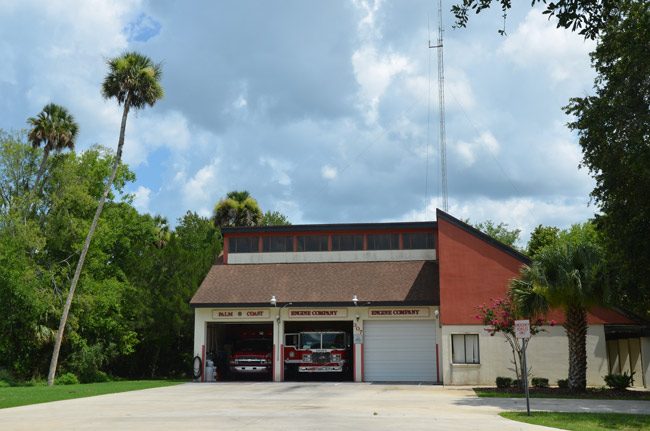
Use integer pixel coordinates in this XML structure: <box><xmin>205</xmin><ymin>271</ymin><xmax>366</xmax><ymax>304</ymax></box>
<box><xmin>118</xmin><ymin>212</ymin><xmax>220</xmax><ymax>377</ymax></box>
<box><xmin>565</xmin><ymin>1</ymin><xmax>650</xmax><ymax>318</ymax></box>
<box><xmin>473</xmin><ymin>219</ymin><xmax>521</xmax><ymax>248</ymax></box>
<box><xmin>48</xmin><ymin>52</ymin><xmax>164</xmax><ymax>386</ymax></box>
<box><xmin>213</xmin><ymin>190</ymin><xmax>263</xmax><ymax>228</ymax></box>
<box><xmin>260</xmin><ymin>210</ymin><xmax>291</xmax><ymax>226</ymax></box>
<box><xmin>0</xmin><ymin>139</ymin><xmax>137</xmax><ymax>380</ymax></box>
<box><xmin>527</xmin><ymin>225</ymin><xmax>560</xmax><ymax>258</ymax></box>
<box><xmin>510</xmin><ymin>223</ymin><xmax>606</xmax><ymax>391</ymax></box>
<box><xmin>451</xmin><ymin>0</ymin><xmax>623</xmax><ymax>39</ymax></box>
<box><xmin>0</xmin><ymin>131</ymin><xmax>39</xmax><ymax>216</ymax></box>
<box><xmin>27</xmin><ymin>103</ymin><xmax>78</xmax><ymax>197</ymax></box>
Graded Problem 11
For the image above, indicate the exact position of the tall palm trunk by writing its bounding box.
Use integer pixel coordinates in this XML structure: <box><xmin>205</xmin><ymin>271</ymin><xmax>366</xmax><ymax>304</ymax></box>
<box><xmin>47</xmin><ymin>96</ymin><xmax>131</xmax><ymax>386</ymax></box>
<box><xmin>564</xmin><ymin>304</ymin><xmax>588</xmax><ymax>391</ymax></box>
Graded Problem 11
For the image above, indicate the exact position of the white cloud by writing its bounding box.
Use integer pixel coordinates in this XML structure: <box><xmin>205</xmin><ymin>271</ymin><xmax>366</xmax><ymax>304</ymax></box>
<box><xmin>454</xmin><ymin>131</ymin><xmax>500</xmax><ymax>167</ymax></box>
<box><xmin>401</xmin><ymin>195</ymin><xmax>595</xmax><ymax>246</ymax></box>
<box><xmin>132</xmin><ymin>185</ymin><xmax>151</xmax><ymax>213</ymax></box>
<box><xmin>499</xmin><ymin>7</ymin><xmax>596</xmax><ymax>83</ymax></box>
<box><xmin>123</xmin><ymin>110</ymin><xmax>193</xmax><ymax>166</ymax></box>
<box><xmin>352</xmin><ymin>46</ymin><xmax>412</xmax><ymax>123</ymax></box>
<box><xmin>179</xmin><ymin>158</ymin><xmax>221</xmax><ymax>217</ymax></box>
<box><xmin>321</xmin><ymin>165</ymin><xmax>338</xmax><ymax>180</ymax></box>
<box><xmin>260</xmin><ymin>157</ymin><xmax>292</xmax><ymax>186</ymax></box>
<box><xmin>353</xmin><ymin>0</ymin><xmax>383</xmax><ymax>39</ymax></box>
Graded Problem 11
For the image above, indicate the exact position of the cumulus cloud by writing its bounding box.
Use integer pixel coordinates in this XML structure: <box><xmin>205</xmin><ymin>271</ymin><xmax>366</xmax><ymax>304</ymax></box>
<box><xmin>177</xmin><ymin>158</ymin><xmax>222</xmax><ymax>218</ymax></box>
<box><xmin>499</xmin><ymin>7</ymin><xmax>596</xmax><ymax>83</ymax></box>
<box><xmin>401</xmin><ymin>195</ymin><xmax>596</xmax><ymax>246</ymax></box>
<box><xmin>455</xmin><ymin>131</ymin><xmax>500</xmax><ymax>167</ymax></box>
<box><xmin>0</xmin><ymin>0</ymin><xmax>599</xmax><ymax>232</ymax></box>
<box><xmin>132</xmin><ymin>185</ymin><xmax>152</xmax><ymax>213</ymax></box>
<box><xmin>321</xmin><ymin>165</ymin><xmax>338</xmax><ymax>180</ymax></box>
<box><xmin>260</xmin><ymin>157</ymin><xmax>293</xmax><ymax>187</ymax></box>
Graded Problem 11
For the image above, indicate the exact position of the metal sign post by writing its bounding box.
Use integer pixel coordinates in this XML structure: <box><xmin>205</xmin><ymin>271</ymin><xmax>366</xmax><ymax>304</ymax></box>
<box><xmin>515</xmin><ymin>320</ymin><xmax>531</xmax><ymax>416</ymax></box>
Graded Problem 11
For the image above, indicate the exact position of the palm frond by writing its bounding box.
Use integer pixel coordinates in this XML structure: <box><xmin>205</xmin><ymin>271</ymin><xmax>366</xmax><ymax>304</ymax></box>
<box><xmin>102</xmin><ymin>51</ymin><xmax>164</xmax><ymax>110</ymax></box>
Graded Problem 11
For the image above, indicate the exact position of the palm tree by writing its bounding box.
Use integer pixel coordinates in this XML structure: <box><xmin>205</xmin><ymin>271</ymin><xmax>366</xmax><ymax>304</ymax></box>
<box><xmin>152</xmin><ymin>215</ymin><xmax>171</xmax><ymax>249</ymax></box>
<box><xmin>27</xmin><ymin>103</ymin><xmax>79</xmax><ymax>196</ymax></box>
<box><xmin>510</xmin><ymin>236</ymin><xmax>605</xmax><ymax>391</ymax></box>
<box><xmin>213</xmin><ymin>190</ymin><xmax>263</xmax><ymax>227</ymax></box>
<box><xmin>47</xmin><ymin>52</ymin><xmax>163</xmax><ymax>386</ymax></box>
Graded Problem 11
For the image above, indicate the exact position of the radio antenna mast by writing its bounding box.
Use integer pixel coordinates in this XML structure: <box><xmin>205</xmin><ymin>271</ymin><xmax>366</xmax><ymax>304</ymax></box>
<box><xmin>429</xmin><ymin>0</ymin><xmax>448</xmax><ymax>212</ymax></box>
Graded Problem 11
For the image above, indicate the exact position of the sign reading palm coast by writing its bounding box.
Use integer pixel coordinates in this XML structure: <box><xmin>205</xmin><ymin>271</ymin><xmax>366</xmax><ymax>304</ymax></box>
<box><xmin>212</xmin><ymin>309</ymin><xmax>270</xmax><ymax>319</ymax></box>
<box><xmin>368</xmin><ymin>307</ymin><xmax>431</xmax><ymax>318</ymax></box>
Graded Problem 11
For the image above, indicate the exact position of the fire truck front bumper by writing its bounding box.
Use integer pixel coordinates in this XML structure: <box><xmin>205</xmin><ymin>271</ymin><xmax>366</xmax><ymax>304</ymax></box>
<box><xmin>230</xmin><ymin>365</ymin><xmax>271</xmax><ymax>373</ymax></box>
<box><xmin>298</xmin><ymin>365</ymin><xmax>344</xmax><ymax>373</ymax></box>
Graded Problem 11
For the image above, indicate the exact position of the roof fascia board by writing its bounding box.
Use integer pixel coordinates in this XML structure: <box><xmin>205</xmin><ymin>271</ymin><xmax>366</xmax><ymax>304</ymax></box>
<box><xmin>191</xmin><ymin>300</ymin><xmax>439</xmax><ymax>308</ymax></box>
<box><xmin>222</xmin><ymin>221</ymin><xmax>437</xmax><ymax>235</ymax></box>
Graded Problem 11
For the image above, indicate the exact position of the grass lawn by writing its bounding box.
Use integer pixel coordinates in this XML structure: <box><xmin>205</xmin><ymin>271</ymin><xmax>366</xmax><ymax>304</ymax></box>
<box><xmin>500</xmin><ymin>412</ymin><xmax>650</xmax><ymax>431</ymax></box>
<box><xmin>475</xmin><ymin>387</ymin><xmax>650</xmax><ymax>401</ymax></box>
<box><xmin>0</xmin><ymin>380</ymin><xmax>184</xmax><ymax>409</ymax></box>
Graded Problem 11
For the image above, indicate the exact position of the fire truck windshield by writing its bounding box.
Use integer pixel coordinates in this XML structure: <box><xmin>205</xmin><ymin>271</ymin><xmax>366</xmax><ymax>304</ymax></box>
<box><xmin>235</xmin><ymin>339</ymin><xmax>271</xmax><ymax>352</ymax></box>
<box><xmin>300</xmin><ymin>333</ymin><xmax>321</xmax><ymax>349</ymax></box>
<box><xmin>322</xmin><ymin>333</ymin><xmax>346</xmax><ymax>349</ymax></box>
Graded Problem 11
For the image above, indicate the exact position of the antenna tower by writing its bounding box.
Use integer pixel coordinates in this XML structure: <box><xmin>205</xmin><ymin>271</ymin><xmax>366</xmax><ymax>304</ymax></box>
<box><xmin>429</xmin><ymin>0</ymin><xmax>448</xmax><ymax>211</ymax></box>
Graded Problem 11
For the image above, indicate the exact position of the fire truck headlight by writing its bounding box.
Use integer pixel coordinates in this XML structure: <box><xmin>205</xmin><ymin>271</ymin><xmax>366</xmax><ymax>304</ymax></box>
<box><xmin>303</xmin><ymin>354</ymin><xmax>312</xmax><ymax>363</ymax></box>
<box><xmin>332</xmin><ymin>354</ymin><xmax>341</xmax><ymax>362</ymax></box>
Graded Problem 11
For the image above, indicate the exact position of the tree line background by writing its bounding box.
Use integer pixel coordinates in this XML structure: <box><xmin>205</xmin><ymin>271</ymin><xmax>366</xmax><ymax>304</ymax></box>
<box><xmin>0</xmin><ymin>132</ymin><xmax>222</xmax><ymax>382</ymax></box>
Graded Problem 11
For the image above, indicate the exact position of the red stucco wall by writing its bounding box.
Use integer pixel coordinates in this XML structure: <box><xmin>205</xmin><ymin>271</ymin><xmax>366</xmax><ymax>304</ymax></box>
<box><xmin>436</xmin><ymin>210</ymin><xmax>633</xmax><ymax>325</ymax></box>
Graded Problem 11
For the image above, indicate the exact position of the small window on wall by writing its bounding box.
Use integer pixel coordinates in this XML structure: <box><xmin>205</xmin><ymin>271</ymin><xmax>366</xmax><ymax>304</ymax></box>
<box><xmin>229</xmin><ymin>236</ymin><xmax>259</xmax><ymax>253</ymax></box>
<box><xmin>262</xmin><ymin>236</ymin><xmax>294</xmax><ymax>252</ymax></box>
<box><xmin>452</xmin><ymin>334</ymin><xmax>480</xmax><ymax>364</ymax></box>
<box><xmin>297</xmin><ymin>235</ymin><xmax>328</xmax><ymax>252</ymax></box>
<box><xmin>367</xmin><ymin>233</ymin><xmax>400</xmax><ymax>250</ymax></box>
<box><xmin>402</xmin><ymin>232</ymin><xmax>435</xmax><ymax>249</ymax></box>
<box><xmin>332</xmin><ymin>234</ymin><xmax>363</xmax><ymax>251</ymax></box>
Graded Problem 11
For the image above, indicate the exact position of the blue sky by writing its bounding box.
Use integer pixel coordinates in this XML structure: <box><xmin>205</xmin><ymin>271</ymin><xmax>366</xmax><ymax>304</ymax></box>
<box><xmin>0</xmin><ymin>1</ymin><xmax>598</xmax><ymax>243</ymax></box>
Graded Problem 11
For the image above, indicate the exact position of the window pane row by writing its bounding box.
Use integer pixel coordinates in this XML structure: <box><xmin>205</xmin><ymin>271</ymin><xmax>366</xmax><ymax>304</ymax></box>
<box><xmin>228</xmin><ymin>232</ymin><xmax>435</xmax><ymax>253</ymax></box>
<box><xmin>451</xmin><ymin>334</ymin><xmax>480</xmax><ymax>364</ymax></box>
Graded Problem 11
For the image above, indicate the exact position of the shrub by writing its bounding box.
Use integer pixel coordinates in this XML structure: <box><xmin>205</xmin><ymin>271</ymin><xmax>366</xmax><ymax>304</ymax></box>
<box><xmin>604</xmin><ymin>372</ymin><xmax>634</xmax><ymax>390</ymax></box>
<box><xmin>23</xmin><ymin>378</ymin><xmax>46</xmax><ymax>387</ymax></box>
<box><xmin>0</xmin><ymin>369</ymin><xmax>16</xmax><ymax>387</ymax></box>
<box><xmin>531</xmin><ymin>377</ymin><xmax>549</xmax><ymax>388</ymax></box>
<box><xmin>557</xmin><ymin>379</ymin><xmax>568</xmax><ymax>389</ymax></box>
<box><xmin>496</xmin><ymin>377</ymin><xmax>512</xmax><ymax>389</ymax></box>
<box><xmin>511</xmin><ymin>379</ymin><xmax>523</xmax><ymax>389</ymax></box>
<box><xmin>56</xmin><ymin>373</ymin><xmax>79</xmax><ymax>385</ymax></box>
<box><xmin>85</xmin><ymin>370</ymin><xmax>111</xmax><ymax>383</ymax></box>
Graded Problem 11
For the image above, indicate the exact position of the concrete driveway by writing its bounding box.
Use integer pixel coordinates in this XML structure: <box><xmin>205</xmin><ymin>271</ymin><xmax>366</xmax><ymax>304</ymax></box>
<box><xmin>0</xmin><ymin>382</ymin><xmax>646</xmax><ymax>431</ymax></box>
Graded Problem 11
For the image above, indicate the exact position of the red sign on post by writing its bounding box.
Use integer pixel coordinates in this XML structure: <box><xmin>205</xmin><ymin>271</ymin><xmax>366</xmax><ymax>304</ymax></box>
<box><xmin>515</xmin><ymin>319</ymin><xmax>531</xmax><ymax>339</ymax></box>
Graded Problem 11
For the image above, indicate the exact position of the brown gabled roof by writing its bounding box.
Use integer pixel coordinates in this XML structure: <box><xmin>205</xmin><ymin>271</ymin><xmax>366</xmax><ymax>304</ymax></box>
<box><xmin>190</xmin><ymin>261</ymin><xmax>439</xmax><ymax>307</ymax></box>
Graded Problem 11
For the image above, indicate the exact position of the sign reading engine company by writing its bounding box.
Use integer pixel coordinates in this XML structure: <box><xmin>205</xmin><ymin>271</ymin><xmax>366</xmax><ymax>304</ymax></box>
<box><xmin>288</xmin><ymin>309</ymin><xmax>348</xmax><ymax>318</ymax></box>
<box><xmin>368</xmin><ymin>307</ymin><xmax>431</xmax><ymax>318</ymax></box>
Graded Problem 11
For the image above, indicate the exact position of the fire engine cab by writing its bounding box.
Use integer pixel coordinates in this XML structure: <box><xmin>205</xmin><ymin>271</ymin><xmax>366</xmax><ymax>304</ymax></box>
<box><xmin>228</xmin><ymin>329</ymin><xmax>273</xmax><ymax>375</ymax></box>
<box><xmin>284</xmin><ymin>331</ymin><xmax>351</xmax><ymax>375</ymax></box>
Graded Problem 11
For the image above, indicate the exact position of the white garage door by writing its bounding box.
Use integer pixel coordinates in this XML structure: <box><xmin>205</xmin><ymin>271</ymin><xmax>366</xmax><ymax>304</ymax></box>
<box><xmin>363</xmin><ymin>320</ymin><xmax>437</xmax><ymax>382</ymax></box>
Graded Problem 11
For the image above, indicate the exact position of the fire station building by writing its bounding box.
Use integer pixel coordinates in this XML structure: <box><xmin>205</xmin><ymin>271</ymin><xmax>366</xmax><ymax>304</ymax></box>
<box><xmin>190</xmin><ymin>209</ymin><xmax>649</xmax><ymax>386</ymax></box>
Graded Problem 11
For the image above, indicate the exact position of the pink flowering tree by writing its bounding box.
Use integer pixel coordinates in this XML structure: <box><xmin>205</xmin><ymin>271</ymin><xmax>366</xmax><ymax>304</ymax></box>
<box><xmin>476</xmin><ymin>297</ymin><xmax>554</xmax><ymax>384</ymax></box>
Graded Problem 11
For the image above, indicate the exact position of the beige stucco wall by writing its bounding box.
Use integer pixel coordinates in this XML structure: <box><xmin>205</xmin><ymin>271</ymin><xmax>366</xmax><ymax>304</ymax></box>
<box><xmin>441</xmin><ymin>324</ymin><xmax>609</xmax><ymax>386</ymax></box>
<box><xmin>227</xmin><ymin>249</ymin><xmax>436</xmax><ymax>264</ymax></box>
<box><xmin>642</xmin><ymin>337</ymin><xmax>650</xmax><ymax>388</ymax></box>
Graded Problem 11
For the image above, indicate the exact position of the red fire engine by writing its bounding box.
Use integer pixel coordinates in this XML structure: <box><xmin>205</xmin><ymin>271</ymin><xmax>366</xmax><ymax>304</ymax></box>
<box><xmin>228</xmin><ymin>329</ymin><xmax>273</xmax><ymax>375</ymax></box>
<box><xmin>284</xmin><ymin>331</ymin><xmax>351</xmax><ymax>375</ymax></box>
